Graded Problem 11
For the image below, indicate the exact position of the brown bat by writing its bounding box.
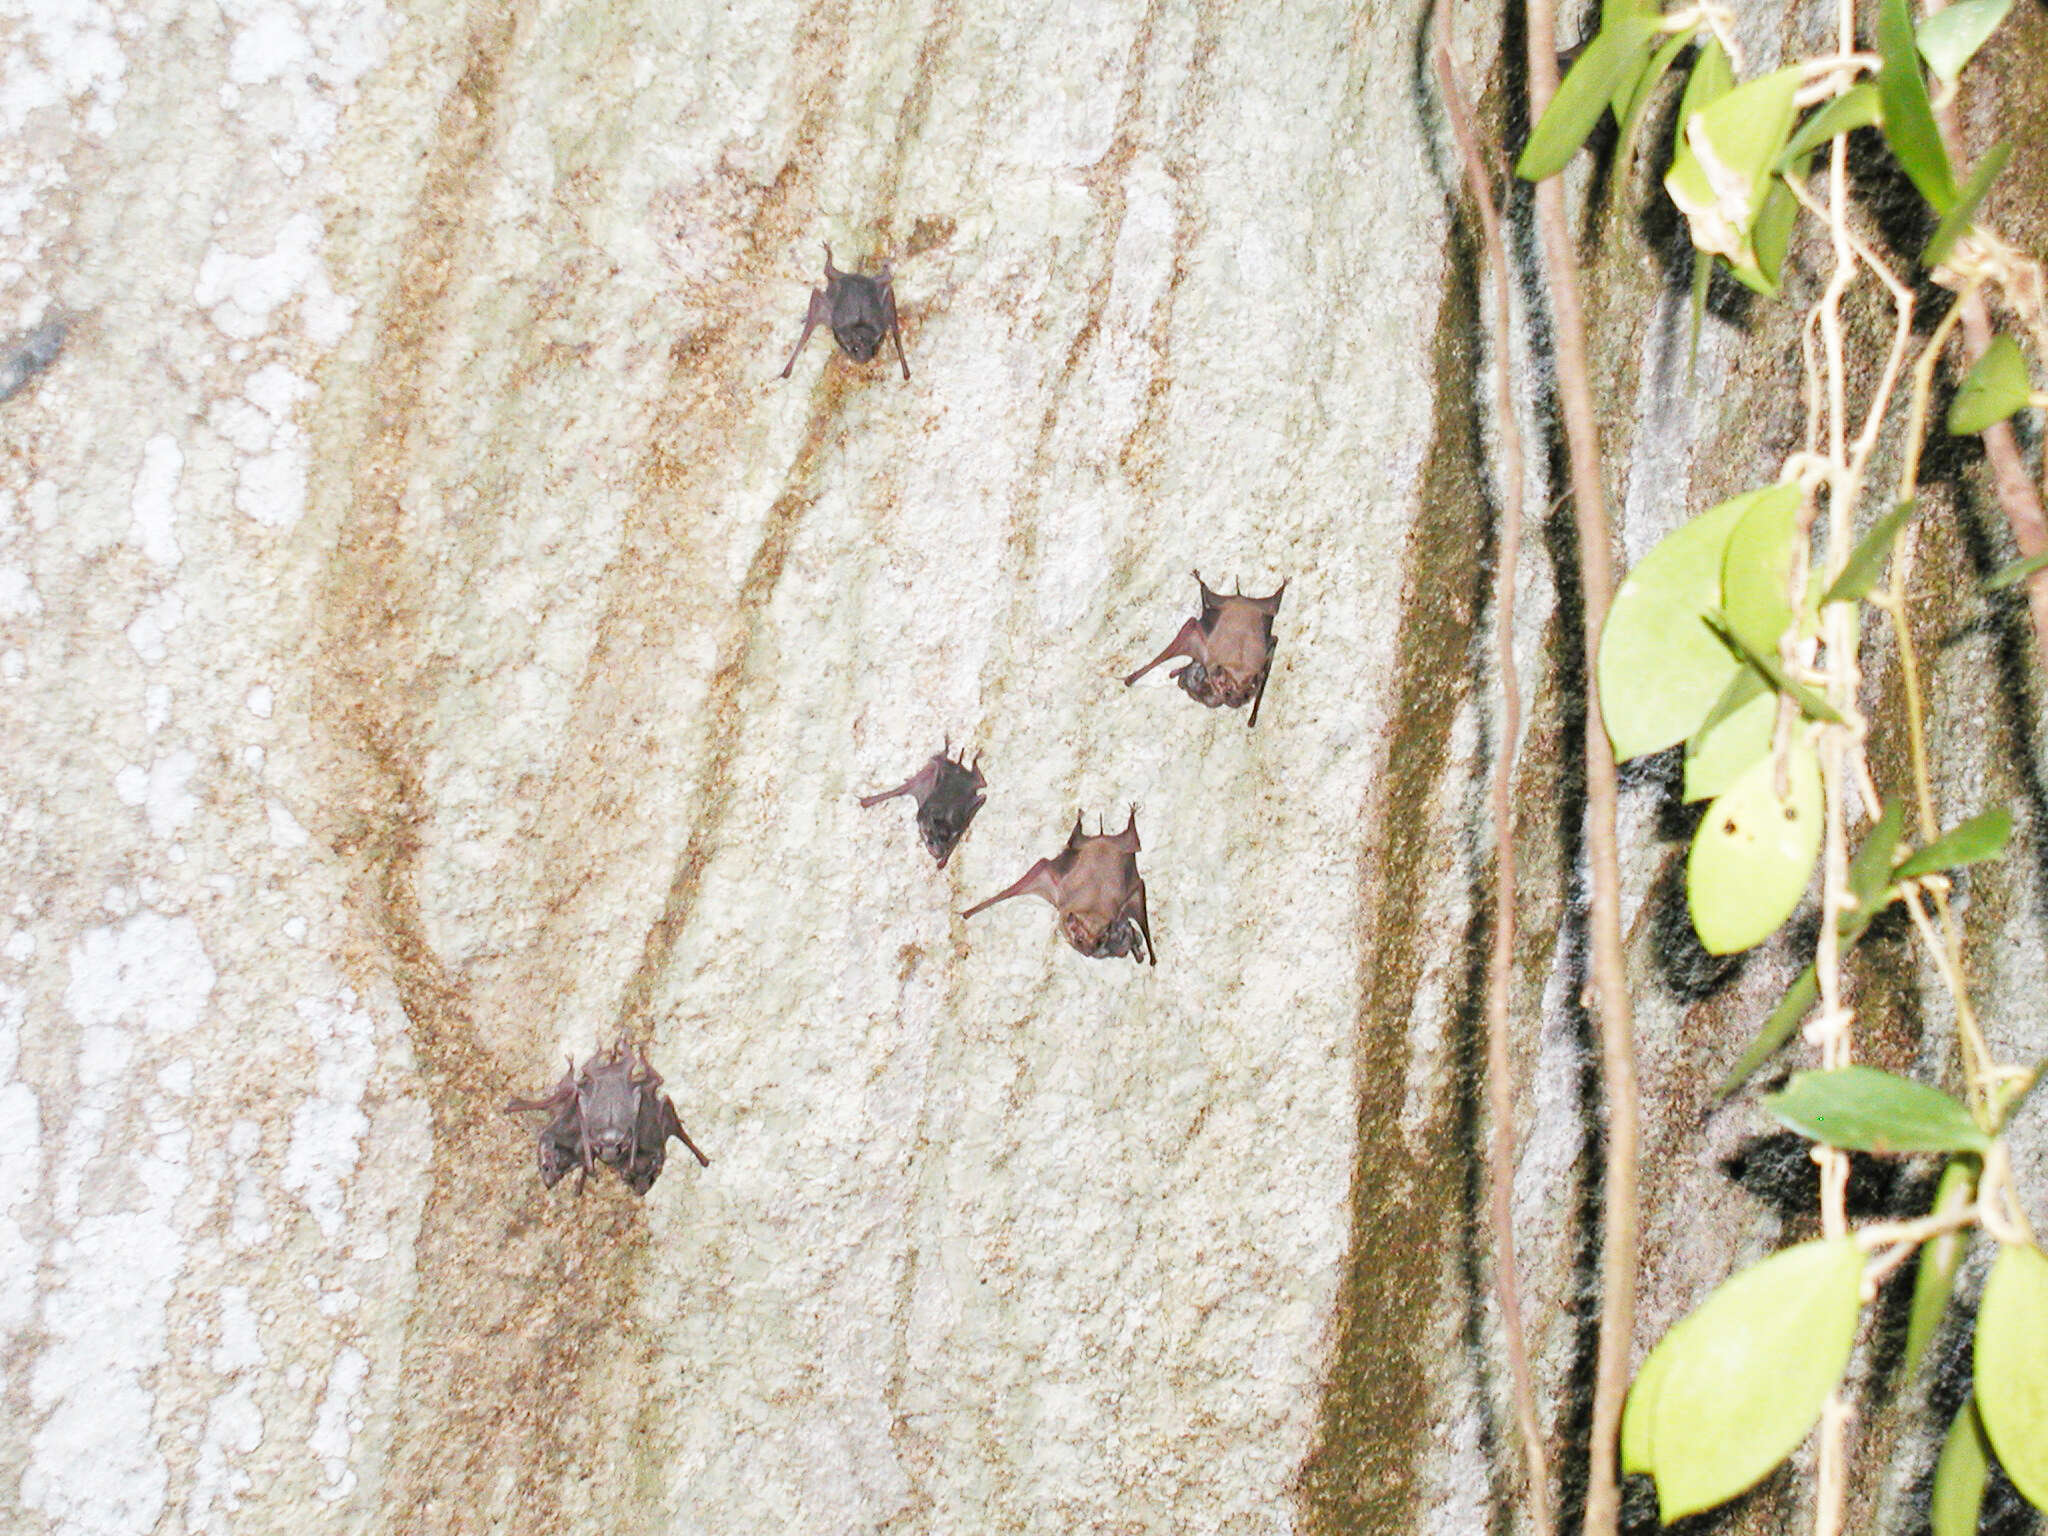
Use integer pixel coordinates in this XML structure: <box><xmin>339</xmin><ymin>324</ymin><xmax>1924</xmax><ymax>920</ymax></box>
<box><xmin>963</xmin><ymin>808</ymin><xmax>1155</xmax><ymax>965</ymax></box>
<box><xmin>779</xmin><ymin>244</ymin><xmax>909</xmax><ymax>381</ymax></box>
<box><xmin>1123</xmin><ymin>571</ymin><xmax>1287</xmax><ymax>726</ymax></box>
<box><xmin>859</xmin><ymin>745</ymin><xmax>985</xmax><ymax>867</ymax></box>
<box><xmin>504</xmin><ymin>1038</ymin><xmax>708</xmax><ymax>1195</ymax></box>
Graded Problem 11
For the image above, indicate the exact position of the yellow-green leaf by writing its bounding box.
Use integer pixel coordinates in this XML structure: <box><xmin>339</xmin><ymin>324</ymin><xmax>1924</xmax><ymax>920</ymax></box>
<box><xmin>1599</xmin><ymin>492</ymin><xmax>1760</xmax><ymax>760</ymax></box>
<box><xmin>1924</xmin><ymin>141</ymin><xmax>2010</xmax><ymax>267</ymax></box>
<box><xmin>1917</xmin><ymin>0</ymin><xmax>2013</xmax><ymax>84</ymax></box>
<box><xmin>1948</xmin><ymin>335</ymin><xmax>2032</xmax><ymax>435</ymax></box>
<box><xmin>1778</xmin><ymin>84</ymin><xmax>1883</xmax><ymax>169</ymax></box>
<box><xmin>1638</xmin><ymin>1238</ymin><xmax>1864</xmax><ymax>1521</ymax></box>
<box><xmin>1665</xmin><ymin>67</ymin><xmax>1804</xmax><ymax>270</ymax></box>
<box><xmin>1684</xmin><ymin>669</ymin><xmax>1775</xmax><ymax>803</ymax></box>
<box><xmin>1903</xmin><ymin>1159</ymin><xmax>1977</xmax><ymax>1383</ymax></box>
<box><xmin>1517</xmin><ymin>14</ymin><xmax>1662</xmax><ymax>180</ymax></box>
<box><xmin>1879</xmin><ymin>0</ymin><xmax>1959</xmax><ymax>211</ymax></box>
<box><xmin>1823</xmin><ymin>498</ymin><xmax>1917</xmax><ymax>605</ymax></box>
<box><xmin>1931</xmin><ymin>1393</ymin><xmax>1993</xmax><ymax>1536</ymax></box>
<box><xmin>1721</xmin><ymin>480</ymin><xmax>1804</xmax><ymax>655</ymax></box>
<box><xmin>1762</xmin><ymin>1065</ymin><xmax>1991</xmax><ymax>1154</ymax></box>
<box><xmin>1895</xmin><ymin>805</ymin><xmax>2013</xmax><ymax>879</ymax></box>
<box><xmin>1688</xmin><ymin>739</ymin><xmax>1823</xmax><ymax>954</ymax></box>
<box><xmin>1975</xmin><ymin>1243</ymin><xmax>2048</xmax><ymax>1509</ymax></box>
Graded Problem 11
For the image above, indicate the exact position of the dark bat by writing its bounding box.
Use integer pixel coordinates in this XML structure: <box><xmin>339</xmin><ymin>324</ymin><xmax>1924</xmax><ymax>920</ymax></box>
<box><xmin>964</xmin><ymin>808</ymin><xmax>1155</xmax><ymax>965</ymax></box>
<box><xmin>0</xmin><ymin>313</ymin><xmax>72</xmax><ymax>403</ymax></box>
<box><xmin>1123</xmin><ymin>570</ymin><xmax>1287</xmax><ymax>726</ymax></box>
<box><xmin>779</xmin><ymin>244</ymin><xmax>909</xmax><ymax>381</ymax></box>
<box><xmin>504</xmin><ymin>1038</ymin><xmax>709</xmax><ymax>1195</ymax></box>
<box><xmin>859</xmin><ymin>744</ymin><xmax>985</xmax><ymax>867</ymax></box>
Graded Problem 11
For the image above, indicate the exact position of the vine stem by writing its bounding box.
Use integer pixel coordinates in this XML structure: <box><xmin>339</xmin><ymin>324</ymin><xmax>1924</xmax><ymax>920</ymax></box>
<box><xmin>1434</xmin><ymin>39</ymin><xmax>1554</xmax><ymax>1536</ymax></box>
<box><xmin>1810</xmin><ymin>1</ymin><xmax>1863</xmax><ymax>1527</ymax></box>
<box><xmin>1523</xmin><ymin>5</ymin><xmax>1638</xmax><ymax>1532</ymax></box>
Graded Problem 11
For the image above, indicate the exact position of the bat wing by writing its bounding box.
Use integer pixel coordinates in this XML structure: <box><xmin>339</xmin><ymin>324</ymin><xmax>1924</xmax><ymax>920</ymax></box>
<box><xmin>1123</xmin><ymin>617</ymin><xmax>1207</xmax><ymax>687</ymax></box>
<box><xmin>859</xmin><ymin>757</ymin><xmax>941</xmax><ymax>808</ymax></box>
<box><xmin>962</xmin><ymin>857</ymin><xmax>1064</xmax><ymax>919</ymax></box>
<box><xmin>1123</xmin><ymin>874</ymin><xmax>1156</xmax><ymax>966</ymax></box>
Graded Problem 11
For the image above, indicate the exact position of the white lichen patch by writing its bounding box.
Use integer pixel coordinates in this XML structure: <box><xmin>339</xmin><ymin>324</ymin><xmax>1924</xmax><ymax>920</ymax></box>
<box><xmin>309</xmin><ymin>1345</ymin><xmax>370</xmax><ymax>1502</ymax></box>
<box><xmin>279</xmin><ymin>991</ymin><xmax>376</xmax><ymax>1237</ymax></box>
<box><xmin>127</xmin><ymin>433</ymin><xmax>184</xmax><ymax>567</ymax></box>
<box><xmin>25</xmin><ymin>915</ymin><xmax>211</xmax><ymax>1533</ymax></box>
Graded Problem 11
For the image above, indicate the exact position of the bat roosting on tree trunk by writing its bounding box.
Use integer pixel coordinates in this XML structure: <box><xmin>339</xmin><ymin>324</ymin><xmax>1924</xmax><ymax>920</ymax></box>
<box><xmin>504</xmin><ymin>1038</ymin><xmax>709</xmax><ymax>1195</ymax></box>
<box><xmin>779</xmin><ymin>244</ymin><xmax>909</xmax><ymax>381</ymax></box>
<box><xmin>964</xmin><ymin>808</ymin><xmax>1156</xmax><ymax>965</ymax></box>
<box><xmin>1123</xmin><ymin>571</ymin><xmax>1287</xmax><ymax>726</ymax></box>
<box><xmin>859</xmin><ymin>745</ymin><xmax>986</xmax><ymax>868</ymax></box>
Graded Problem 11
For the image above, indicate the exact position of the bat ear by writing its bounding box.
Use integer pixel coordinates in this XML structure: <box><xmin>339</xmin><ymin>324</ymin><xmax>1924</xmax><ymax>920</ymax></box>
<box><xmin>1249</xmin><ymin>577</ymin><xmax>1287</xmax><ymax>614</ymax></box>
<box><xmin>1067</xmin><ymin>812</ymin><xmax>1088</xmax><ymax>848</ymax></box>
<box><xmin>822</xmin><ymin>242</ymin><xmax>839</xmax><ymax>276</ymax></box>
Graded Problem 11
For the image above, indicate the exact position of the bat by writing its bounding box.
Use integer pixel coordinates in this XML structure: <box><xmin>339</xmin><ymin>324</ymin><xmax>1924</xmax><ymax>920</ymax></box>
<box><xmin>964</xmin><ymin>808</ymin><xmax>1155</xmax><ymax>965</ymax></box>
<box><xmin>1124</xmin><ymin>571</ymin><xmax>1287</xmax><ymax>726</ymax></box>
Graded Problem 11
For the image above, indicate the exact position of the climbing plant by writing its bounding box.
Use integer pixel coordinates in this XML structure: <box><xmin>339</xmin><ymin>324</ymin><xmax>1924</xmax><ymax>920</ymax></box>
<box><xmin>1509</xmin><ymin>0</ymin><xmax>2048</xmax><ymax>1529</ymax></box>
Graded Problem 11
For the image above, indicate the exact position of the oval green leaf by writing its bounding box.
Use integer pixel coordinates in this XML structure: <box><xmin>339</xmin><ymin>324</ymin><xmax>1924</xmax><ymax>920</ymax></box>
<box><xmin>1895</xmin><ymin>805</ymin><xmax>2013</xmax><ymax>879</ymax></box>
<box><xmin>1666</xmin><ymin>67</ymin><xmax>1804</xmax><ymax>268</ymax></box>
<box><xmin>1684</xmin><ymin>669</ymin><xmax>1775</xmax><ymax>803</ymax></box>
<box><xmin>1948</xmin><ymin>335</ymin><xmax>2032</xmax><ymax>435</ymax></box>
<box><xmin>1879</xmin><ymin>0</ymin><xmax>1959</xmax><ymax>211</ymax></box>
<box><xmin>1761</xmin><ymin>1065</ymin><xmax>1991</xmax><ymax>1154</ymax></box>
<box><xmin>1639</xmin><ymin>1237</ymin><xmax>1864</xmax><ymax>1522</ymax></box>
<box><xmin>1600</xmin><ymin>490</ymin><xmax>1775</xmax><ymax>760</ymax></box>
<box><xmin>1931</xmin><ymin>1394</ymin><xmax>1993</xmax><ymax>1536</ymax></box>
<box><xmin>1917</xmin><ymin>0</ymin><xmax>2013</xmax><ymax>84</ymax></box>
<box><xmin>1517</xmin><ymin>14</ymin><xmax>1662</xmax><ymax>180</ymax></box>
<box><xmin>1688</xmin><ymin>738</ymin><xmax>1823</xmax><ymax>954</ymax></box>
<box><xmin>1975</xmin><ymin>1242</ymin><xmax>2048</xmax><ymax>1509</ymax></box>
<box><xmin>1721</xmin><ymin>481</ymin><xmax>1804</xmax><ymax>654</ymax></box>
<box><xmin>1903</xmin><ymin>1159</ymin><xmax>1978</xmax><ymax>1383</ymax></box>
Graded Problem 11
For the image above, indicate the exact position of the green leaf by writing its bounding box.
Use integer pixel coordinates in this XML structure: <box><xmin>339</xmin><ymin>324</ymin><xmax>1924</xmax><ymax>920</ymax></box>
<box><xmin>1621</xmin><ymin>1331</ymin><xmax>1674</xmax><ymax>1474</ymax></box>
<box><xmin>1677</xmin><ymin>34</ymin><xmax>1734</xmax><ymax>123</ymax></box>
<box><xmin>1823</xmin><ymin>498</ymin><xmax>1918</xmax><ymax>605</ymax></box>
<box><xmin>1616</xmin><ymin>26</ymin><xmax>1700</xmax><ymax>171</ymax></box>
<box><xmin>1975</xmin><ymin>1242</ymin><xmax>2048</xmax><ymax>1509</ymax></box>
<box><xmin>1948</xmin><ymin>335</ymin><xmax>2033</xmax><ymax>434</ymax></box>
<box><xmin>1715</xmin><ymin>964</ymin><xmax>1818</xmax><ymax>1098</ymax></box>
<box><xmin>1848</xmin><ymin>798</ymin><xmax>1908</xmax><ymax>918</ymax></box>
<box><xmin>1982</xmin><ymin>547</ymin><xmax>2048</xmax><ymax>592</ymax></box>
<box><xmin>1517</xmin><ymin>14</ymin><xmax>1662</xmax><ymax>180</ymax></box>
<box><xmin>1903</xmin><ymin>1159</ymin><xmax>1978</xmax><ymax>1383</ymax></box>
<box><xmin>1713</xmin><ymin>801</ymin><xmax>1903</xmax><ymax>1098</ymax></box>
<box><xmin>1688</xmin><ymin>739</ymin><xmax>1823</xmax><ymax>954</ymax></box>
<box><xmin>1917</xmin><ymin>0</ymin><xmax>2013</xmax><ymax>84</ymax></box>
<box><xmin>1703</xmin><ymin>608</ymin><xmax>1846</xmax><ymax>724</ymax></box>
<box><xmin>1740</xmin><ymin>170</ymin><xmax>1800</xmax><ymax>296</ymax></box>
<box><xmin>1763</xmin><ymin>1065</ymin><xmax>1991</xmax><ymax>1154</ymax></box>
<box><xmin>1924</xmin><ymin>140</ymin><xmax>2010</xmax><ymax>266</ymax></box>
<box><xmin>1931</xmin><ymin>1393</ymin><xmax>1993</xmax><ymax>1536</ymax></box>
<box><xmin>1778</xmin><ymin>84</ymin><xmax>1883</xmax><ymax>169</ymax></box>
<box><xmin>1895</xmin><ymin>806</ymin><xmax>2013</xmax><ymax>879</ymax></box>
<box><xmin>1721</xmin><ymin>481</ymin><xmax>1804</xmax><ymax>654</ymax></box>
<box><xmin>1599</xmin><ymin>492</ymin><xmax>1760</xmax><ymax>760</ymax></box>
<box><xmin>1666</xmin><ymin>67</ymin><xmax>1806</xmax><ymax>273</ymax></box>
<box><xmin>1685</xmin><ymin>668</ymin><xmax>1775</xmax><ymax>803</ymax></box>
<box><xmin>1879</xmin><ymin>0</ymin><xmax>1959</xmax><ymax>211</ymax></box>
<box><xmin>1635</xmin><ymin>1238</ymin><xmax>1864</xmax><ymax>1521</ymax></box>
<box><xmin>1688</xmin><ymin>246</ymin><xmax>1712</xmax><ymax>369</ymax></box>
